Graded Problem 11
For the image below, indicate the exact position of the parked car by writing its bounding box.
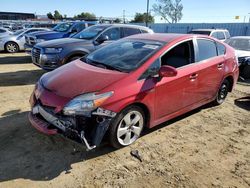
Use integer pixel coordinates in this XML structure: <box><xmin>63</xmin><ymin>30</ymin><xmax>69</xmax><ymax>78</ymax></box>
<box><xmin>225</xmin><ymin>36</ymin><xmax>250</xmax><ymax>79</ymax></box>
<box><xmin>29</xmin><ymin>33</ymin><xmax>239</xmax><ymax>150</ymax></box>
<box><xmin>31</xmin><ymin>24</ymin><xmax>154</xmax><ymax>70</ymax></box>
<box><xmin>0</xmin><ymin>27</ymin><xmax>13</xmax><ymax>37</ymax></box>
<box><xmin>188</xmin><ymin>29</ymin><xmax>230</xmax><ymax>41</ymax></box>
<box><xmin>0</xmin><ymin>28</ymin><xmax>50</xmax><ymax>53</ymax></box>
<box><xmin>24</xmin><ymin>21</ymin><xmax>96</xmax><ymax>52</ymax></box>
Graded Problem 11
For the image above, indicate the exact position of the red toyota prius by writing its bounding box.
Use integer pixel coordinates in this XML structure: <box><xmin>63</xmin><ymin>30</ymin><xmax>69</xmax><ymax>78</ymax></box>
<box><xmin>29</xmin><ymin>34</ymin><xmax>239</xmax><ymax>150</ymax></box>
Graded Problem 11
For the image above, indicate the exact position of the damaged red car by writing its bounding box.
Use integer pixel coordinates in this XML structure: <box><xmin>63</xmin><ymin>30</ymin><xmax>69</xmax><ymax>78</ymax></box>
<box><xmin>29</xmin><ymin>33</ymin><xmax>239</xmax><ymax>150</ymax></box>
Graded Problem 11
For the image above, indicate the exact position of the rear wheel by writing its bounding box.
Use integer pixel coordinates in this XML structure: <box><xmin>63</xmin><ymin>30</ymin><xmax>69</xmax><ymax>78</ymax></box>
<box><xmin>109</xmin><ymin>106</ymin><xmax>145</xmax><ymax>149</ymax></box>
<box><xmin>214</xmin><ymin>80</ymin><xmax>230</xmax><ymax>105</ymax></box>
<box><xmin>5</xmin><ymin>42</ymin><xmax>19</xmax><ymax>53</ymax></box>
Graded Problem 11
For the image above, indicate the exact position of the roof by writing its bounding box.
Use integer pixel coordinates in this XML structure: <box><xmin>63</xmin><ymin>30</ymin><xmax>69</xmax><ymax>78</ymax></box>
<box><xmin>230</xmin><ymin>36</ymin><xmax>250</xmax><ymax>39</ymax></box>
<box><xmin>93</xmin><ymin>24</ymin><xmax>151</xmax><ymax>30</ymax></box>
<box><xmin>191</xmin><ymin>29</ymin><xmax>228</xmax><ymax>32</ymax></box>
<box><xmin>126</xmin><ymin>33</ymin><xmax>191</xmax><ymax>42</ymax></box>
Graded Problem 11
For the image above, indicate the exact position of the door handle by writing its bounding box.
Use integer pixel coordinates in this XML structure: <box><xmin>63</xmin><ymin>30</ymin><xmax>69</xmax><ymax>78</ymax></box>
<box><xmin>217</xmin><ymin>63</ymin><xmax>224</xmax><ymax>69</ymax></box>
<box><xmin>190</xmin><ymin>73</ymin><xmax>198</xmax><ymax>80</ymax></box>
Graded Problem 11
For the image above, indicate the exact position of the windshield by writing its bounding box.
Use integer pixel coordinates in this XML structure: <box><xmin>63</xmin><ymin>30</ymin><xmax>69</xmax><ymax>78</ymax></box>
<box><xmin>225</xmin><ymin>38</ymin><xmax>250</xmax><ymax>51</ymax></box>
<box><xmin>72</xmin><ymin>25</ymin><xmax>109</xmax><ymax>40</ymax></box>
<box><xmin>82</xmin><ymin>39</ymin><xmax>163</xmax><ymax>72</ymax></box>
<box><xmin>188</xmin><ymin>30</ymin><xmax>211</xmax><ymax>35</ymax></box>
<box><xmin>53</xmin><ymin>22</ymin><xmax>73</xmax><ymax>32</ymax></box>
<box><xmin>12</xmin><ymin>29</ymin><xmax>25</xmax><ymax>35</ymax></box>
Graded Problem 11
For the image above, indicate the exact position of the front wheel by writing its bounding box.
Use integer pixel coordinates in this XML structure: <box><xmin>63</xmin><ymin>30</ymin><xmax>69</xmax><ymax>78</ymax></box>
<box><xmin>109</xmin><ymin>106</ymin><xmax>145</xmax><ymax>149</ymax></box>
<box><xmin>5</xmin><ymin>42</ymin><xmax>19</xmax><ymax>53</ymax></box>
<box><xmin>213</xmin><ymin>80</ymin><xmax>230</xmax><ymax>105</ymax></box>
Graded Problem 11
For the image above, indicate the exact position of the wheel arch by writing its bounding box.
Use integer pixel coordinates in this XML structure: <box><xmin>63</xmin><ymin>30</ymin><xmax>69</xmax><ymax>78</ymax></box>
<box><xmin>64</xmin><ymin>50</ymin><xmax>89</xmax><ymax>64</ymax></box>
<box><xmin>4</xmin><ymin>41</ymin><xmax>20</xmax><ymax>51</ymax></box>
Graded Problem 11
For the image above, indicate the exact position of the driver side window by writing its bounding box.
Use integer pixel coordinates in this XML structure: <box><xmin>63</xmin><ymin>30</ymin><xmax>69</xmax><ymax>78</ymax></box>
<box><xmin>102</xmin><ymin>27</ymin><xmax>120</xmax><ymax>40</ymax></box>
<box><xmin>161</xmin><ymin>40</ymin><xmax>195</xmax><ymax>68</ymax></box>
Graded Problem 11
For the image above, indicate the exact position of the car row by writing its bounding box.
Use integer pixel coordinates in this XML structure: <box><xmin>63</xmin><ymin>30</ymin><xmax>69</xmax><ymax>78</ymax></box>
<box><xmin>28</xmin><ymin>33</ymin><xmax>239</xmax><ymax>150</ymax></box>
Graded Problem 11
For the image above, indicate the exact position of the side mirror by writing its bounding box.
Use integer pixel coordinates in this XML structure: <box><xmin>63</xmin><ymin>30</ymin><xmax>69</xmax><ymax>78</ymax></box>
<box><xmin>96</xmin><ymin>35</ymin><xmax>109</xmax><ymax>44</ymax></box>
<box><xmin>159</xmin><ymin>65</ymin><xmax>177</xmax><ymax>77</ymax></box>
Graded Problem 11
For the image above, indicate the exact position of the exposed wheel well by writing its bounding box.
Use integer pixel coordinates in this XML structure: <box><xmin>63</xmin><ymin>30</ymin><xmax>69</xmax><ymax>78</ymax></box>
<box><xmin>224</xmin><ymin>76</ymin><xmax>234</xmax><ymax>92</ymax></box>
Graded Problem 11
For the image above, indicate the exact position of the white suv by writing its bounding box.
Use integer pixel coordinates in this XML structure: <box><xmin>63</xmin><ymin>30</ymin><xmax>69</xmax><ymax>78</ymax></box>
<box><xmin>189</xmin><ymin>29</ymin><xmax>230</xmax><ymax>42</ymax></box>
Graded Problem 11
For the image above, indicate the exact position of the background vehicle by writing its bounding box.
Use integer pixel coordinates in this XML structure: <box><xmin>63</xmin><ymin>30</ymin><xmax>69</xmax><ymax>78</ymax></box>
<box><xmin>0</xmin><ymin>28</ymin><xmax>49</xmax><ymax>53</ymax></box>
<box><xmin>0</xmin><ymin>27</ymin><xmax>13</xmax><ymax>37</ymax></box>
<box><xmin>225</xmin><ymin>36</ymin><xmax>250</xmax><ymax>79</ymax></box>
<box><xmin>24</xmin><ymin>21</ymin><xmax>96</xmax><ymax>52</ymax></box>
<box><xmin>188</xmin><ymin>29</ymin><xmax>230</xmax><ymax>41</ymax></box>
<box><xmin>29</xmin><ymin>34</ymin><xmax>239</xmax><ymax>150</ymax></box>
<box><xmin>31</xmin><ymin>24</ymin><xmax>153</xmax><ymax>70</ymax></box>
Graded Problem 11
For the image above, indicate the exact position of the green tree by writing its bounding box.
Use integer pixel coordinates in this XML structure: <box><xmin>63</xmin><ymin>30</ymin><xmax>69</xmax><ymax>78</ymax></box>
<box><xmin>153</xmin><ymin>0</ymin><xmax>183</xmax><ymax>23</ymax></box>
<box><xmin>130</xmin><ymin>13</ymin><xmax>154</xmax><ymax>23</ymax></box>
<box><xmin>74</xmin><ymin>12</ymin><xmax>96</xmax><ymax>20</ymax></box>
<box><xmin>54</xmin><ymin>10</ymin><xmax>63</xmax><ymax>20</ymax></box>
<box><xmin>47</xmin><ymin>12</ymin><xmax>54</xmax><ymax>20</ymax></box>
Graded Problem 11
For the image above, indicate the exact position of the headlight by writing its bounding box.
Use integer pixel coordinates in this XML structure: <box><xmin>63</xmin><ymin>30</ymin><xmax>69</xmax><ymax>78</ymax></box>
<box><xmin>63</xmin><ymin>91</ymin><xmax>113</xmax><ymax>115</ymax></box>
<box><xmin>44</xmin><ymin>47</ymin><xmax>62</xmax><ymax>54</ymax></box>
<box><xmin>36</xmin><ymin>39</ymin><xmax>45</xmax><ymax>43</ymax></box>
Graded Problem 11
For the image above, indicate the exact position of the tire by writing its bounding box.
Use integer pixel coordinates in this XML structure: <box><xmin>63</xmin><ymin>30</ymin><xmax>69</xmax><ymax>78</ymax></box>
<box><xmin>5</xmin><ymin>42</ymin><xmax>19</xmax><ymax>53</ymax></box>
<box><xmin>109</xmin><ymin>106</ymin><xmax>145</xmax><ymax>149</ymax></box>
<box><xmin>213</xmin><ymin>79</ymin><xmax>230</xmax><ymax>105</ymax></box>
<box><xmin>241</xmin><ymin>65</ymin><xmax>250</xmax><ymax>79</ymax></box>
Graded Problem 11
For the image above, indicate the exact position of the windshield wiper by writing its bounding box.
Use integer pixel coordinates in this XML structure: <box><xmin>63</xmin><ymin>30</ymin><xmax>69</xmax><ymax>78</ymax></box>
<box><xmin>85</xmin><ymin>58</ymin><xmax>124</xmax><ymax>72</ymax></box>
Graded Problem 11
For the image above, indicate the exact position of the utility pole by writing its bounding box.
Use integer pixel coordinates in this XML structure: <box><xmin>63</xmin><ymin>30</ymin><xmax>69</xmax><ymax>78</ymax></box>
<box><xmin>123</xmin><ymin>10</ymin><xmax>125</xmax><ymax>24</ymax></box>
<box><xmin>146</xmin><ymin>0</ymin><xmax>149</xmax><ymax>27</ymax></box>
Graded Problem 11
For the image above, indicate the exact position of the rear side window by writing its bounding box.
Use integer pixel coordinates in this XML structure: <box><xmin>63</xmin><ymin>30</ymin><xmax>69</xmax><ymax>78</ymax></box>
<box><xmin>123</xmin><ymin>28</ymin><xmax>141</xmax><ymax>37</ymax></box>
<box><xmin>211</xmin><ymin>32</ymin><xmax>218</xmax><ymax>38</ymax></box>
<box><xmin>102</xmin><ymin>27</ymin><xmax>121</xmax><ymax>40</ymax></box>
<box><xmin>197</xmin><ymin>39</ymin><xmax>217</xmax><ymax>61</ymax></box>
<box><xmin>225</xmin><ymin>31</ymin><xmax>230</xmax><ymax>39</ymax></box>
<box><xmin>216</xmin><ymin>42</ymin><xmax>226</xmax><ymax>55</ymax></box>
<box><xmin>217</xmin><ymin>32</ymin><xmax>225</xmax><ymax>40</ymax></box>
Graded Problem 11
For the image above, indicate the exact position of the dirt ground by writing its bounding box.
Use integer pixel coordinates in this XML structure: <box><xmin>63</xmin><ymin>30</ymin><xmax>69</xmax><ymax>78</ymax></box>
<box><xmin>0</xmin><ymin>52</ymin><xmax>249</xmax><ymax>188</ymax></box>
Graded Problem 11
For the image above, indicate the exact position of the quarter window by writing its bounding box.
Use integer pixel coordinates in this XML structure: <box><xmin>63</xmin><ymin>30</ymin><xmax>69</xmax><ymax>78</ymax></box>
<box><xmin>197</xmin><ymin>39</ymin><xmax>217</xmax><ymax>61</ymax></box>
<box><xmin>216</xmin><ymin>42</ymin><xmax>226</xmax><ymax>55</ymax></box>
<box><xmin>139</xmin><ymin>59</ymin><xmax>161</xmax><ymax>79</ymax></box>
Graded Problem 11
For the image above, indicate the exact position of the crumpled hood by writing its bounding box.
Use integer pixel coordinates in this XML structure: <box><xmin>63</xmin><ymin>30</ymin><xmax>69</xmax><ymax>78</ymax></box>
<box><xmin>35</xmin><ymin>38</ymin><xmax>90</xmax><ymax>48</ymax></box>
<box><xmin>41</xmin><ymin>59</ymin><xmax>127</xmax><ymax>98</ymax></box>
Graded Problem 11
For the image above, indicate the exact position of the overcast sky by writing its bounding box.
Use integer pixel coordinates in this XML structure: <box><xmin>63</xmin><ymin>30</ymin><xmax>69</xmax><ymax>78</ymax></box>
<box><xmin>1</xmin><ymin>0</ymin><xmax>250</xmax><ymax>23</ymax></box>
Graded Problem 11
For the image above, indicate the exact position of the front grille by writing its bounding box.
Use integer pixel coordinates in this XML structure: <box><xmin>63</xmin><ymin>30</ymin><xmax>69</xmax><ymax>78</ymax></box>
<box><xmin>32</xmin><ymin>47</ymin><xmax>41</xmax><ymax>64</ymax></box>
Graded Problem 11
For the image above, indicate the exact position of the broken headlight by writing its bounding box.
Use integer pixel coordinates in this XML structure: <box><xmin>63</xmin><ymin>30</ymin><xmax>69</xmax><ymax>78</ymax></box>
<box><xmin>63</xmin><ymin>91</ymin><xmax>113</xmax><ymax>115</ymax></box>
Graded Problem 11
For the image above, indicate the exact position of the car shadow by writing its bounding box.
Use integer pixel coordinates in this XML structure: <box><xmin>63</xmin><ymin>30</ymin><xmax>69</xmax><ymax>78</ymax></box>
<box><xmin>0</xmin><ymin>69</ymin><xmax>45</xmax><ymax>86</ymax></box>
<box><xmin>234</xmin><ymin>97</ymin><xmax>250</xmax><ymax>111</ymax></box>
<box><xmin>0</xmin><ymin>55</ymin><xmax>31</xmax><ymax>64</ymax></box>
<box><xmin>0</xmin><ymin>111</ymin><xmax>115</xmax><ymax>182</ymax></box>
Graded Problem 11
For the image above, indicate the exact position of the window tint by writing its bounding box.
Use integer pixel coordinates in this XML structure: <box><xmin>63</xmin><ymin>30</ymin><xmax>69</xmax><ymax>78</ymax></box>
<box><xmin>216</xmin><ymin>42</ymin><xmax>226</xmax><ymax>55</ymax></box>
<box><xmin>139</xmin><ymin>59</ymin><xmax>161</xmax><ymax>80</ymax></box>
<box><xmin>217</xmin><ymin>32</ymin><xmax>225</xmax><ymax>40</ymax></box>
<box><xmin>197</xmin><ymin>39</ymin><xmax>217</xmax><ymax>61</ymax></box>
<box><xmin>123</xmin><ymin>28</ymin><xmax>141</xmax><ymax>37</ymax></box>
<box><xmin>161</xmin><ymin>40</ymin><xmax>195</xmax><ymax>68</ymax></box>
<box><xmin>102</xmin><ymin>27</ymin><xmax>120</xmax><ymax>40</ymax></box>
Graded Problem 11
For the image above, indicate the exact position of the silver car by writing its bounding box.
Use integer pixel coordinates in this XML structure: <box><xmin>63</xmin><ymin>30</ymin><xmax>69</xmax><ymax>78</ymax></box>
<box><xmin>0</xmin><ymin>28</ymin><xmax>49</xmax><ymax>53</ymax></box>
<box><xmin>0</xmin><ymin>27</ymin><xmax>13</xmax><ymax>37</ymax></box>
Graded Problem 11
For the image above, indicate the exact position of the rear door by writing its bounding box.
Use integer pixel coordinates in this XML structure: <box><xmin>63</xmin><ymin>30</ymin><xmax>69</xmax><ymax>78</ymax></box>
<box><xmin>194</xmin><ymin>38</ymin><xmax>225</xmax><ymax>100</ymax></box>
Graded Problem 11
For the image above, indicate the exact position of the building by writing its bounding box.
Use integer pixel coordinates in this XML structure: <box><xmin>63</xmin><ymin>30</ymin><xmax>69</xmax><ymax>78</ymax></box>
<box><xmin>0</xmin><ymin>12</ymin><xmax>35</xmax><ymax>20</ymax></box>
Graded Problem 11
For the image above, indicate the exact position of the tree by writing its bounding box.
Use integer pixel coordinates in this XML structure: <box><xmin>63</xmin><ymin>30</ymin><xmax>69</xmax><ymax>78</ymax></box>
<box><xmin>130</xmin><ymin>13</ymin><xmax>154</xmax><ymax>23</ymax></box>
<box><xmin>54</xmin><ymin>10</ymin><xmax>63</xmax><ymax>20</ymax></box>
<box><xmin>63</xmin><ymin>14</ymin><xmax>67</xmax><ymax>19</ymax></box>
<box><xmin>47</xmin><ymin>12</ymin><xmax>54</xmax><ymax>20</ymax></box>
<box><xmin>114</xmin><ymin>18</ymin><xmax>122</xmax><ymax>23</ymax></box>
<box><xmin>74</xmin><ymin>12</ymin><xmax>96</xmax><ymax>20</ymax></box>
<box><xmin>152</xmin><ymin>0</ymin><xmax>183</xmax><ymax>23</ymax></box>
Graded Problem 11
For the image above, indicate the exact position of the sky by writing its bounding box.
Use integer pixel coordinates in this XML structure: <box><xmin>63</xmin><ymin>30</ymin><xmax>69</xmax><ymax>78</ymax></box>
<box><xmin>1</xmin><ymin>0</ymin><xmax>250</xmax><ymax>23</ymax></box>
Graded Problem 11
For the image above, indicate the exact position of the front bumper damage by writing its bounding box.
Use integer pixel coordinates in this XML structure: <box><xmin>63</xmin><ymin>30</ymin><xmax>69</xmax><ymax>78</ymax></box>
<box><xmin>29</xmin><ymin>104</ymin><xmax>116</xmax><ymax>151</ymax></box>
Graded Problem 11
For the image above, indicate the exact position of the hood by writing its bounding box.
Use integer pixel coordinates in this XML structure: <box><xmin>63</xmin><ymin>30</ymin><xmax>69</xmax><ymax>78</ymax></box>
<box><xmin>29</xmin><ymin>31</ymin><xmax>66</xmax><ymax>40</ymax></box>
<box><xmin>235</xmin><ymin>50</ymin><xmax>250</xmax><ymax>58</ymax></box>
<box><xmin>41</xmin><ymin>59</ymin><xmax>127</xmax><ymax>98</ymax></box>
<box><xmin>36</xmin><ymin>38</ymin><xmax>90</xmax><ymax>48</ymax></box>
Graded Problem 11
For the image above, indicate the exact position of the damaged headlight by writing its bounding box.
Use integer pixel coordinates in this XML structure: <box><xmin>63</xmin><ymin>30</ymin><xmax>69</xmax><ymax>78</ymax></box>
<box><xmin>63</xmin><ymin>91</ymin><xmax>113</xmax><ymax>115</ymax></box>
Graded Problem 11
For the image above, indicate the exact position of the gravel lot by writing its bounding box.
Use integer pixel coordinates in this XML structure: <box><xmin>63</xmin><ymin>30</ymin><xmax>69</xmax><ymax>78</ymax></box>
<box><xmin>0</xmin><ymin>52</ymin><xmax>249</xmax><ymax>188</ymax></box>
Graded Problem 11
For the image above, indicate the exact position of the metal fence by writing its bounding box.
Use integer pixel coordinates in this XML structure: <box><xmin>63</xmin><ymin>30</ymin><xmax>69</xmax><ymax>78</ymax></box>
<box><xmin>132</xmin><ymin>23</ymin><xmax>250</xmax><ymax>36</ymax></box>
